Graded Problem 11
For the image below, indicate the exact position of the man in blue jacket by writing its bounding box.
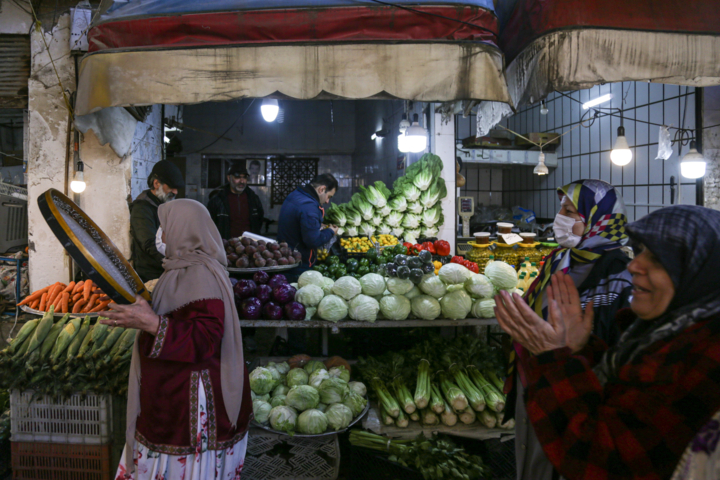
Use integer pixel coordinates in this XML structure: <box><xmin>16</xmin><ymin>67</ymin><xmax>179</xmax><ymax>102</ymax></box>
<box><xmin>277</xmin><ymin>173</ymin><xmax>339</xmax><ymax>275</ymax></box>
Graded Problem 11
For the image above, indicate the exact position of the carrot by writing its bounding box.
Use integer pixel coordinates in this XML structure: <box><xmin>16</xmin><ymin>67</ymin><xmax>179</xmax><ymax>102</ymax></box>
<box><xmin>72</xmin><ymin>292</ymin><xmax>83</xmax><ymax>303</ymax></box>
<box><xmin>62</xmin><ymin>281</ymin><xmax>76</xmax><ymax>294</ymax></box>
<box><xmin>60</xmin><ymin>292</ymin><xmax>70</xmax><ymax>313</ymax></box>
<box><xmin>39</xmin><ymin>292</ymin><xmax>48</xmax><ymax>312</ymax></box>
<box><xmin>89</xmin><ymin>300</ymin><xmax>112</xmax><ymax>313</ymax></box>
<box><xmin>72</xmin><ymin>281</ymin><xmax>85</xmax><ymax>295</ymax></box>
<box><xmin>83</xmin><ymin>280</ymin><xmax>93</xmax><ymax>302</ymax></box>
<box><xmin>18</xmin><ymin>286</ymin><xmax>51</xmax><ymax>306</ymax></box>
<box><xmin>72</xmin><ymin>299</ymin><xmax>86</xmax><ymax>314</ymax></box>
<box><xmin>30</xmin><ymin>298</ymin><xmax>41</xmax><ymax>310</ymax></box>
<box><xmin>83</xmin><ymin>294</ymin><xmax>99</xmax><ymax>313</ymax></box>
<box><xmin>45</xmin><ymin>283</ymin><xmax>64</xmax><ymax>309</ymax></box>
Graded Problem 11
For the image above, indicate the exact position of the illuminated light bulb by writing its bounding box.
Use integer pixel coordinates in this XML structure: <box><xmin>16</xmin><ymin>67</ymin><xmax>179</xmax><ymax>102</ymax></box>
<box><xmin>611</xmin><ymin>126</ymin><xmax>632</xmax><ymax>166</ymax></box>
<box><xmin>261</xmin><ymin>98</ymin><xmax>279</xmax><ymax>122</ymax></box>
<box><xmin>680</xmin><ymin>141</ymin><xmax>706</xmax><ymax>179</ymax></box>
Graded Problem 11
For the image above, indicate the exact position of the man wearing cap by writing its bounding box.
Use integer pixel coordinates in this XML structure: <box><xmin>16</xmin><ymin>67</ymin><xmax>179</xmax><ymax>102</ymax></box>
<box><xmin>207</xmin><ymin>163</ymin><xmax>264</xmax><ymax>240</ymax></box>
<box><xmin>130</xmin><ymin>160</ymin><xmax>185</xmax><ymax>282</ymax></box>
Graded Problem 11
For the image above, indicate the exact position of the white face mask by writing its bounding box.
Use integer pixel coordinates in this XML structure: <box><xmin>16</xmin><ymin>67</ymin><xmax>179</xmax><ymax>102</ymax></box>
<box><xmin>554</xmin><ymin>213</ymin><xmax>584</xmax><ymax>248</ymax></box>
<box><xmin>155</xmin><ymin>227</ymin><xmax>167</xmax><ymax>256</ymax></box>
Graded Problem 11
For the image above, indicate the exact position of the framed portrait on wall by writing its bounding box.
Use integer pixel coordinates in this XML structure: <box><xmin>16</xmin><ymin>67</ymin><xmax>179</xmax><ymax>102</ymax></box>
<box><xmin>246</xmin><ymin>159</ymin><xmax>267</xmax><ymax>186</ymax></box>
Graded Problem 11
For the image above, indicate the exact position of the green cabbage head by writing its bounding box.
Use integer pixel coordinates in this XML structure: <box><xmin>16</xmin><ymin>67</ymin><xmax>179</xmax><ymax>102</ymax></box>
<box><xmin>269</xmin><ymin>406</ymin><xmax>297</xmax><ymax>433</ymax></box>
<box><xmin>318</xmin><ymin>377</ymin><xmax>349</xmax><ymax>404</ymax></box>
<box><xmin>309</xmin><ymin>368</ymin><xmax>330</xmax><ymax>388</ymax></box>
<box><xmin>318</xmin><ymin>295</ymin><xmax>348</xmax><ymax>322</ymax></box>
<box><xmin>379</xmin><ymin>294</ymin><xmax>411</xmax><ymax>321</ymax></box>
<box><xmin>325</xmin><ymin>403</ymin><xmax>354</xmax><ymax>431</ymax></box>
<box><xmin>297</xmin><ymin>409</ymin><xmax>329</xmax><ymax>434</ymax></box>
<box><xmin>298</xmin><ymin>270</ymin><xmax>325</xmax><ymax>288</ymax></box>
<box><xmin>270</xmin><ymin>395</ymin><xmax>286</xmax><ymax>408</ymax></box>
<box><xmin>342</xmin><ymin>390</ymin><xmax>368</xmax><ymax>416</ymax></box>
<box><xmin>328</xmin><ymin>366</ymin><xmax>351</xmax><ymax>383</ymax></box>
<box><xmin>295</xmin><ymin>285</ymin><xmax>324</xmax><ymax>307</ymax></box>
<box><xmin>359</xmin><ymin>273</ymin><xmax>386</xmax><ymax>296</ymax></box>
<box><xmin>410</xmin><ymin>295</ymin><xmax>442</xmax><ymax>320</ymax></box>
<box><xmin>386</xmin><ymin>278</ymin><xmax>414</xmax><ymax>295</ymax></box>
<box><xmin>465</xmin><ymin>273</ymin><xmax>494</xmax><ymax>299</ymax></box>
<box><xmin>332</xmin><ymin>276</ymin><xmax>362</xmax><ymax>300</ymax></box>
<box><xmin>348</xmin><ymin>294</ymin><xmax>380</xmax><ymax>322</ymax></box>
<box><xmin>472</xmin><ymin>299</ymin><xmax>497</xmax><ymax>319</ymax></box>
<box><xmin>348</xmin><ymin>381</ymin><xmax>367</xmax><ymax>397</ymax></box>
<box><xmin>249</xmin><ymin>367</ymin><xmax>276</xmax><ymax>395</ymax></box>
<box><xmin>287</xmin><ymin>368</ymin><xmax>309</xmax><ymax>387</ymax></box>
<box><xmin>253</xmin><ymin>399</ymin><xmax>272</xmax><ymax>424</ymax></box>
<box><xmin>419</xmin><ymin>274</ymin><xmax>447</xmax><ymax>298</ymax></box>
<box><xmin>440</xmin><ymin>289</ymin><xmax>473</xmax><ymax>320</ymax></box>
<box><xmin>438</xmin><ymin>263</ymin><xmax>473</xmax><ymax>285</ymax></box>
<box><xmin>285</xmin><ymin>385</ymin><xmax>320</xmax><ymax>411</ymax></box>
<box><xmin>485</xmin><ymin>261</ymin><xmax>518</xmax><ymax>290</ymax></box>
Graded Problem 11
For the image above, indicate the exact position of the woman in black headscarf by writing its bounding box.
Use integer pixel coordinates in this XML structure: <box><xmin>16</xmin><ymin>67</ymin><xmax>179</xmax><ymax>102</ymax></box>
<box><xmin>494</xmin><ymin>205</ymin><xmax>720</xmax><ymax>480</ymax></box>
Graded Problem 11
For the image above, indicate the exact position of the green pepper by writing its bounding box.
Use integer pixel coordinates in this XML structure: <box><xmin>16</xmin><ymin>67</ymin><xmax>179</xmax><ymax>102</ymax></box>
<box><xmin>359</xmin><ymin>258</ymin><xmax>370</xmax><ymax>267</ymax></box>
<box><xmin>366</xmin><ymin>248</ymin><xmax>378</xmax><ymax>261</ymax></box>
<box><xmin>328</xmin><ymin>256</ymin><xmax>341</xmax><ymax>265</ymax></box>
<box><xmin>346</xmin><ymin>258</ymin><xmax>359</xmax><ymax>273</ymax></box>
<box><xmin>369</xmin><ymin>264</ymin><xmax>378</xmax><ymax>274</ymax></box>
<box><xmin>357</xmin><ymin>266</ymin><xmax>370</xmax><ymax>276</ymax></box>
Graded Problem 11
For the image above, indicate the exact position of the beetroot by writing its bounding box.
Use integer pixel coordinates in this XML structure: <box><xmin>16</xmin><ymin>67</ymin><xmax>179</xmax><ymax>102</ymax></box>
<box><xmin>236</xmin><ymin>257</ymin><xmax>249</xmax><ymax>268</ymax></box>
<box><xmin>265</xmin><ymin>259</ymin><xmax>278</xmax><ymax>267</ymax></box>
<box><xmin>254</xmin><ymin>258</ymin><xmax>267</xmax><ymax>268</ymax></box>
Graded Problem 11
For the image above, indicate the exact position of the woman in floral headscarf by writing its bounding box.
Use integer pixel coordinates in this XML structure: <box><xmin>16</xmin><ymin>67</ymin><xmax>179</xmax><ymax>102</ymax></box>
<box><xmin>495</xmin><ymin>205</ymin><xmax>720</xmax><ymax>480</ymax></box>
<box><xmin>507</xmin><ymin>179</ymin><xmax>634</xmax><ymax>480</ymax></box>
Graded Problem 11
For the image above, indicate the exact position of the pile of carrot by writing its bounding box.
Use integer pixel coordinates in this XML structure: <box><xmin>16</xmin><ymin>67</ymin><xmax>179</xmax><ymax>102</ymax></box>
<box><xmin>18</xmin><ymin>280</ymin><xmax>115</xmax><ymax>314</ymax></box>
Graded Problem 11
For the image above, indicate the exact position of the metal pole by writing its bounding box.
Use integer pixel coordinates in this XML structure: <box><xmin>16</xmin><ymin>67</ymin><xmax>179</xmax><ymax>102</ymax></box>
<box><xmin>695</xmin><ymin>88</ymin><xmax>705</xmax><ymax>206</ymax></box>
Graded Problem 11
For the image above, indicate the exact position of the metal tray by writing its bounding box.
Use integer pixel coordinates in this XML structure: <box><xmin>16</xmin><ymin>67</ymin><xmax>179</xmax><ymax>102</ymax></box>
<box><xmin>20</xmin><ymin>305</ymin><xmax>103</xmax><ymax>318</ymax></box>
<box><xmin>227</xmin><ymin>264</ymin><xmax>297</xmax><ymax>273</ymax></box>
<box><xmin>251</xmin><ymin>397</ymin><xmax>370</xmax><ymax>438</ymax></box>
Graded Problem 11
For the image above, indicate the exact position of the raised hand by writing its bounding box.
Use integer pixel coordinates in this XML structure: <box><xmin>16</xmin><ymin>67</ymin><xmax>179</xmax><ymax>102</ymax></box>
<box><xmin>547</xmin><ymin>272</ymin><xmax>594</xmax><ymax>353</ymax></box>
<box><xmin>494</xmin><ymin>290</ymin><xmax>566</xmax><ymax>355</ymax></box>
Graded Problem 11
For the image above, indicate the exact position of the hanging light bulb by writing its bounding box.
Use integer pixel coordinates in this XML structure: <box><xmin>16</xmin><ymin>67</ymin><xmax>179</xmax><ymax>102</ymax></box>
<box><xmin>533</xmin><ymin>152</ymin><xmax>549</xmax><ymax>175</ymax></box>
<box><xmin>399</xmin><ymin>113</ymin><xmax>410</xmax><ymax>134</ymax></box>
<box><xmin>398</xmin><ymin>133</ymin><xmax>410</xmax><ymax>153</ymax></box>
<box><xmin>261</xmin><ymin>98</ymin><xmax>279</xmax><ymax>122</ymax></box>
<box><xmin>680</xmin><ymin>140</ymin><xmax>706</xmax><ymax>178</ymax></box>
<box><xmin>540</xmin><ymin>101</ymin><xmax>548</xmax><ymax>115</ymax></box>
<box><xmin>405</xmin><ymin>113</ymin><xmax>428</xmax><ymax>153</ymax></box>
<box><xmin>70</xmin><ymin>161</ymin><xmax>86</xmax><ymax>193</ymax></box>
<box><xmin>611</xmin><ymin>125</ymin><xmax>632</xmax><ymax>166</ymax></box>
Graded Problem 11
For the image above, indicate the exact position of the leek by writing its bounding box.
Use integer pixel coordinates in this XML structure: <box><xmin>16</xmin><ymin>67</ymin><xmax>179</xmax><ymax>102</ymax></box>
<box><xmin>479</xmin><ymin>409</ymin><xmax>498</xmax><ymax>428</ymax></box>
<box><xmin>449</xmin><ymin>365</ymin><xmax>485</xmax><ymax>412</ymax></box>
<box><xmin>440</xmin><ymin>395</ymin><xmax>458</xmax><ymax>427</ymax></box>
<box><xmin>392</xmin><ymin>376</ymin><xmax>416</xmax><ymax>415</ymax></box>
<box><xmin>371</xmin><ymin>377</ymin><xmax>400</xmax><ymax>418</ymax></box>
<box><xmin>459</xmin><ymin>406</ymin><xmax>476</xmax><ymax>425</ymax></box>
<box><xmin>395</xmin><ymin>408</ymin><xmax>409</xmax><ymax>428</ymax></box>
<box><xmin>438</xmin><ymin>371</ymin><xmax>468</xmax><ymax>413</ymax></box>
<box><xmin>413</xmin><ymin>359</ymin><xmax>431</xmax><ymax>409</ymax></box>
<box><xmin>468</xmin><ymin>366</ymin><xmax>505</xmax><ymax>412</ymax></box>
<box><xmin>421</xmin><ymin>408</ymin><xmax>440</xmax><ymax>426</ymax></box>
<box><xmin>430</xmin><ymin>383</ymin><xmax>445</xmax><ymax>414</ymax></box>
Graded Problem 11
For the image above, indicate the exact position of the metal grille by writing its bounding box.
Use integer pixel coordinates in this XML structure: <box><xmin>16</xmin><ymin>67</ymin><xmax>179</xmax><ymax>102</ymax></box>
<box><xmin>270</xmin><ymin>157</ymin><xmax>318</xmax><ymax>207</ymax></box>
<box><xmin>0</xmin><ymin>35</ymin><xmax>30</xmax><ymax>108</ymax></box>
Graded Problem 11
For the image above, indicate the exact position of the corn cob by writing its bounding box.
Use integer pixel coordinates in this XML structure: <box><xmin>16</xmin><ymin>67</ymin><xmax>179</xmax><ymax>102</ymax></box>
<box><xmin>112</xmin><ymin>348</ymin><xmax>133</xmax><ymax>371</ymax></box>
<box><xmin>102</xmin><ymin>329</ymin><xmax>134</xmax><ymax>366</ymax></box>
<box><xmin>50</xmin><ymin>316</ymin><xmax>83</xmax><ymax>364</ymax></box>
<box><xmin>92</xmin><ymin>326</ymin><xmax>125</xmax><ymax>359</ymax></box>
<box><xmin>25</xmin><ymin>306</ymin><xmax>56</xmax><ymax>355</ymax></box>
<box><xmin>110</xmin><ymin>330</ymin><xmax>136</xmax><ymax>364</ymax></box>
<box><xmin>38</xmin><ymin>313</ymin><xmax>71</xmax><ymax>362</ymax></box>
<box><xmin>64</xmin><ymin>316</ymin><xmax>91</xmax><ymax>364</ymax></box>
<box><xmin>6</xmin><ymin>319</ymin><xmax>40</xmax><ymax>355</ymax></box>
<box><xmin>11</xmin><ymin>331</ymin><xmax>33</xmax><ymax>361</ymax></box>
<box><xmin>89</xmin><ymin>322</ymin><xmax>110</xmax><ymax>350</ymax></box>
<box><xmin>76</xmin><ymin>324</ymin><xmax>97</xmax><ymax>360</ymax></box>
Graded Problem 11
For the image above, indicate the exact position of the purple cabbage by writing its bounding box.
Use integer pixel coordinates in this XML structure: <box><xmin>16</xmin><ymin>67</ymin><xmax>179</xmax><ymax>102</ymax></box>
<box><xmin>233</xmin><ymin>279</ymin><xmax>257</xmax><ymax>301</ymax></box>
<box><xmin>256</xmin><ymin>284</ymin><xmax>273</xmax><ymax>305</ymax></box>
<box><xmin>272</xmin><ymin>284</ymin><xmax>297</xmax><ymax>305</ymax></box>
<box><xmin>284</xmin><ymin>301</ymin><xmax>306</xmax><ymax>321</ymax></box>
<box><xmin>230</xmin><ymin>277</ymin><xmax>239</xmax><ymax>288</ymax></box>
<box><xmin>253</xmin><ymin>270</ymin><xmax>270</xmax><ymax>285</ymax></box>
<box><xmin>240</xmin><ymin>297</ymin><xmax>262</xmax><ymax>320</ymax></box>
<box><xmin>268</xmin><ymin>274</ymin><xmax>289</xmax><ymax>289</ymax></box>
<box><xmin>262</xmin><ymin>301</ymin><xmax>283</xmax><ymax>320</ymax></box>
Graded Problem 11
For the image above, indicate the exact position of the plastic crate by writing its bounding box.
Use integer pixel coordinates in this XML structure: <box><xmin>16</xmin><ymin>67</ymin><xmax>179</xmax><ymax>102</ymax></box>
<box><xmin>10</xmin><ymin>390</ymin><xmax>112</xmax><ymax>444</ymax></box>
<box><xmin>349</xmin><ymin>446</ymin><xmax>423</xmax><ymax>480</ymax></box>
<box><xmin>482</xmin><ymin>437</ymin><xmax>516</xmax><ymax>480</ymax></box>
<box><xmin>243</xmin><ymin>428</ymin><xmax>339</xmax><ymax>480</ymax></box>
<box><xmin>11</xmin><ymin>441</ymin><xmax>112</xmax><ymax>480</ymax></box>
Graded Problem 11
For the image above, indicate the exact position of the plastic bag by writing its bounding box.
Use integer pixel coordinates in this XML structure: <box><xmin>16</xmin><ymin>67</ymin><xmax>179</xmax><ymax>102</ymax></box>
<box><xmin>656</xmin><ymin>126</ymin><xmax>672</xmax><ymax>161</ymax></box>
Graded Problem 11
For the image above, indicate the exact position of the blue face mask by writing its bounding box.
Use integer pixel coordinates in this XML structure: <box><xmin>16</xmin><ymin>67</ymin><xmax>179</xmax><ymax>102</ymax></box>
<box><xmin>155</xmin><ymin>227</ymin><xmax>167</xmax><ymax>256</ymax></box>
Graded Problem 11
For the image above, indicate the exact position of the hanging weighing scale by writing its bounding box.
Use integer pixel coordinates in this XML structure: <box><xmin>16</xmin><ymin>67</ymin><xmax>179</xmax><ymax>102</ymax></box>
<box><xmin>458</xmin><ymin>196</ymin><xmax>474</xmax><ymax>238</ymax></box>
<box><xmin>38</xmin><ymin>189</ymin><xmax>151</xmax><ymax>304</ymax></box>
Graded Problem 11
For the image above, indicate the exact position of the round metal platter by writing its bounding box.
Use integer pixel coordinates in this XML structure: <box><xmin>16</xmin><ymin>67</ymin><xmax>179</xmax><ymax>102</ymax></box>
<box><xmin>37</xmin><ymin>189</ymin><xmax>151</xmax><ymax>305</ymax></box>
<box><xmin>251</xmin><ymin>398</ymin><xmax>370</xmax><ymax>437</ymax></box>
<box><xmin>20</xmin><ymin>305</ymin><xmax>103</xmax><ymax>318</ymax></box>
<box><xmin>227</xmin><ymin>264</ymin><xmax>297</xmax><ymax>273</ymax></box>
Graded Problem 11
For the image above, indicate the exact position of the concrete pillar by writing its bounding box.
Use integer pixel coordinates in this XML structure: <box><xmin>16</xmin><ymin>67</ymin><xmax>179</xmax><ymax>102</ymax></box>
<box><xmin>703</xmin><ymin>86</ymin><xmax>720</xmax><ymax>210</ymax></box>
<box><xmin>26</xmin><ymin>14</ymin><xmax>76</xmax><ymax>291</ymax></box>
<box><xmin>26</xmin><ymin>13</ymin><xmax>136</xmax><ymax>290</ymax></box>
<box><xmin>431</xmin><ymin>105</ymin><xmax>457</xmax><ymax>253</ymax></box>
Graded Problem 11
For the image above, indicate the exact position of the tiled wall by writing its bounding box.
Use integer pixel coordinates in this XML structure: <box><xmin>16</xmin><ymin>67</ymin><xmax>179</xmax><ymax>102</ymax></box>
<box><xmin>130</xmin><ymin>106</ymin><xmax>163</xmax><ymax>199</ymax></box>
<box><xmin>460</xmin><ymin>165</ymin><xmax>504</xmax><ymax>207</ymax></box>
<box><xmin>501</xmin><ymin>82</ymin><xmax>698</xmax><ymax>221</ymax></box>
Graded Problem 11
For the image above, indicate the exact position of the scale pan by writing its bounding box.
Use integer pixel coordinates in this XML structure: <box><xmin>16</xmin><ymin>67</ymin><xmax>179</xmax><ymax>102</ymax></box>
<box><xmin>38</xmin><ymin>189</ymin><xmax>150</xmax><ymax>305</ymax></box>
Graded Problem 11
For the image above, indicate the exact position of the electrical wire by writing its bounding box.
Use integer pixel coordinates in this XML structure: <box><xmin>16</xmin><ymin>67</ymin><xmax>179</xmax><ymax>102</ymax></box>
<box><xmin>186</xmin><ymin>99</ymin><xmax>256</xmax><ymax>154</ymax></box>
<box><xmin>365</xmin><ymin>0</ymin><xmax>497</xmax><ymax>37</ymax></box>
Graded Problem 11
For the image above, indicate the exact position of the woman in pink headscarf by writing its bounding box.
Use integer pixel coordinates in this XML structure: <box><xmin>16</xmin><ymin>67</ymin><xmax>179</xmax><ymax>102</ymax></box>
<box><xmin>102</xmin><ymin>199</ymin><xmax>252</xmax><ymax>480</ymax></box>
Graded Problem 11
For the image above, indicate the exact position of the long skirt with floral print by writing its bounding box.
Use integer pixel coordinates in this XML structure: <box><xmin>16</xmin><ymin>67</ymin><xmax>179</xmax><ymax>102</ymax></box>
<box><xmin>115</xmin><ymin>378</ymin><xmax>247</xmax><ymax>480</ymax></box>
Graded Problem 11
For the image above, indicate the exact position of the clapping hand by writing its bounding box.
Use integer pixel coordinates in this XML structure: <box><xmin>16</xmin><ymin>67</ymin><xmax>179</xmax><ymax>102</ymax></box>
<box><xmin>494</xmin><ymin>272</ymin><xmax>594</xmax><ymax>355</ymax></box>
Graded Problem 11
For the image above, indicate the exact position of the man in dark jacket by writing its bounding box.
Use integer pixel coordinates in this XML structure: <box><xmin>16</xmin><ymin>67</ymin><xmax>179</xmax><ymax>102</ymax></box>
<box><xmin>207</xmin><ymin>164</ymin><xmax>264</xmax><ymax>239</ymax></box>
<box><xmin>277</xmin><ymin>173</ymin><xmax>339</xmax><ymax>273</ymax></box>
<box><xmin>130</xmin><ymin>160</ymin><xmax>185</xmax><ymax>282</ymax></box>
